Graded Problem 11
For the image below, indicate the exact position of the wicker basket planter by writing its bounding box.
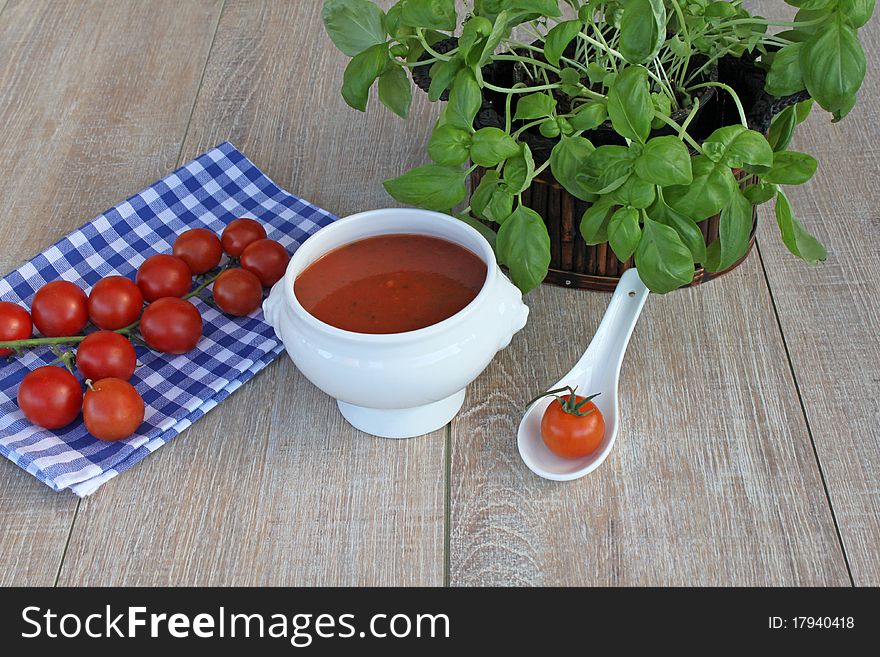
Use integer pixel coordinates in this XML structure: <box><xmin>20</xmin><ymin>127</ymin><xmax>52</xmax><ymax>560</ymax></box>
<box><xmin>472</xmin><ymin>167</ymin><xmax>758</xmax><ymax>291</ymax></box>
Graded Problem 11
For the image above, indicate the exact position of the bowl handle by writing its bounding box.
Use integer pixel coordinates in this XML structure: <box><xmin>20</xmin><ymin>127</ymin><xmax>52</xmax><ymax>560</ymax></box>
<box><xmin>496</xmin><ymin>273</ymin><xmax>530</xmax><ymax>350</ymax></box>
<box><xmin>262</xmin><ymin>280</ymin><xmax>285</xmax><ymax>339</ymax></box>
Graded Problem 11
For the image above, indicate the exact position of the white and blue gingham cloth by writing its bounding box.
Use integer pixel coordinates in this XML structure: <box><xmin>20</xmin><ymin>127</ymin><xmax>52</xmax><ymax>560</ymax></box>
<box><xmin>0</xmin><ymin>142</ymin><xmax>335</xmax><ymax>496</ymax></box>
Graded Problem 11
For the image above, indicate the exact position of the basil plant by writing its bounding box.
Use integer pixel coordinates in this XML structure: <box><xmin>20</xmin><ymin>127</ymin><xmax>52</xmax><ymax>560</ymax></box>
<box><xmin>323</xmin><ymin>0</ymin><xmax>873</xmax><ymax>293</ymax></box>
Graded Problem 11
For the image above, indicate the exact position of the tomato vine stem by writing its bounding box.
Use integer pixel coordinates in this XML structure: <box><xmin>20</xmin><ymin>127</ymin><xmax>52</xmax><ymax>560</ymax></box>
<box><xmin>0</xmin><ymin>262</ymin><xmax>236</xmax><ymax>354</ymax></box>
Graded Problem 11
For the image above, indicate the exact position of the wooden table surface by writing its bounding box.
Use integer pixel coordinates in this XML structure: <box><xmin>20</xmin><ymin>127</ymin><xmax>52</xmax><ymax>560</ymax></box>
<box><xmin>0</xmin><ymin>0</ymin><xmax>877</xmax><ymax>587</ymax></box>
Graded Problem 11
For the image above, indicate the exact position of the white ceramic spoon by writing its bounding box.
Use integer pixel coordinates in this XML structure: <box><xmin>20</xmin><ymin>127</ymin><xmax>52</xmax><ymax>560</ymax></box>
<box><xmin>517</xmin><ymin>268</ymin><xmax>650</xmax><ymax>481</ymax></box>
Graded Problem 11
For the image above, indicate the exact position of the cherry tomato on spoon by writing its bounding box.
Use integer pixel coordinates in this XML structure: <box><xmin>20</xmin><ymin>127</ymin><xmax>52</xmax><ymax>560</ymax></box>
<box><xmin>530</xmin><ymin>386</ymin><xmax>605</xmax><ymax>459</ymax></box>
<box><xmin>0</xmin><ymin>302</ymin><xmax>32</xmax><ymax>356</ymax></box>
<box><xmin>31</xmin><ymin>280</ymin><xmax>88</xmax><ymax>337</ymax></box>
<box><xmin>88</xmin><ymin>275</ymin><xmax>143</xmax><ymax>330</ymax></box>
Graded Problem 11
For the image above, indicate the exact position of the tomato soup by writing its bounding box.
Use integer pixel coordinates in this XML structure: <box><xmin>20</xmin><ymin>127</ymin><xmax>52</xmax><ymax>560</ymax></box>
<box><xmin>294</xmin><ymin>234</ymin><xmax>487</xmax><ymax>334</ymax></box>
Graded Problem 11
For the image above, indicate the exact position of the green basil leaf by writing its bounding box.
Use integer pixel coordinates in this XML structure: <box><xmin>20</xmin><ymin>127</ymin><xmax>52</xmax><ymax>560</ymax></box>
<box><xmin>762</xmin><ymin>150</ymin><xmax>818</xmax><ymax>184</ymax></box>
<box><xmin>608</xmin><ymin>207</ymin><xmax>642</xmax><ymax>261</ymax></box>
<box><xmin>705</xmin><ymin>1</ymin><xmax>738</xmax><ymax>17</ymax></box>
<box><xmin>611</xmin><ymin>174</ymin><xmax>656</xmax><ymax>209</ymax></box>
<box><xmin>323</xmin><ymin>0</ymin><xmax>387</xmax><ymax>57</ymax></box>
<box><xmin>470</xmin><ymin>170</ymin><xmax>500</xmax><ymax>220</ymax></box>
<box><xmin>634</xmin><ymin>135</ymin><xmax>693</xmax><ymax>186</ymax></box>
<box><xmin>496</xmin><ymin>205</ymin><xmax>551</xmax><ymax>293</ymax></box>
<box><xmin>550</xmin><ymin>136</ymin><xmax>596</xmax><ymax>201</ymax></box>
<box><xmin>839</xmin><ymin>0</ymin><xmax>876</xmax><ymax>28</ymax></box>
<box><xmin>428</xmin><ymin>124</ymin><xmax>472</xmax><ymax>166</ymax></box>
<box><xmin>476</xmin><ymin>10</ymin><xmax>512</xmax><ymax>65</ymax></box>
<box><xmin>341</xmin><ymin>43</ymin><xmax>390</xmax><ymax>111</ymax></box>
<box><xmin>544</xmin><ymin>19</ymin><xmax>582</xmax><ymax>67</ymax></box>
<box><xmin>619</xmin><ymin>0</ymin><xmax>666</xmax><ymax>64</ymax></box>
<box><xmin>514</xmin><ymin>92</ymin><xmax>557</xmax><ymax>121</ymax></box>
<box><xmin>635</xmin><ymin>217</ymin><xmax>695</xmax><ymax>293</ymax></box>
<box><xmin>504</xmin><ymin>144</ymin><xmax>535</xmax><ymax>194</ymax></box>
<box><xmin>705</xmin><ymin>190</ymin><xmax>752</xmax><ymax>272</ymax></box>
<box><xmin>702</xmin><ymin>125</ymin><xmax>774</xmax><ymax>169</ymax></box>
<box><xmin>446</xmin><ymin>69</ymin><xmax>482</xmax><ymax>131</ymax></box>
<box><xmin>383</xmin><ymin>164</ymin><xmax>467</xmax><ymax>210</ymax></box>
<box><xmin>470</xmin><ymin>127</ymin><xmax>521</xmax><ymax>167</ymax></box>
<box><xmin>385</xmin><ymin>4</ymin><xmax>407</xmax><ymax>39</ymax></box>
<box><xmin>665</xmin><ymin>155</ymin><xmax>737</xmax><ymax>221</ymax></box>
<box><xmin>775</xmin><ymin>190</ymin><xmax>828</xmax><ymax>263</ymax></box>
<box><xmin>765</xmin><ymin>42</ymin><xmax>806</xmax><ymax>97</ymax></box>
<box><xmin>607</xmin><ymin>65</ymin><xmax>653</xmax><ymax>143</ymax></box>
<box><xmin>767</xmin><ymin>106</ymin><xmax>797</xmax><ymax>152</ymax></box>
<box><xmin>650</xmin><ymin>92</ymin><xmax>672</xmax><ymax>130</ymax></box>
<box><xmin>569</xmin><ymin>102</ymin><xmax>608</xmax><ymax>132</ymax></box>
<box><xmin>456</xmin><ymin>212</ymin><xmax>498</xmax><ymax>252</ymax></box>
<box><xmin>578</xmin><ymin>144</ymin><xmax>637</xmax><ymax>194</ymax></box>
<box><xmin>399</xmin><ymin>0</ymin><xmax>456</xmax><ymax>31</ymax></box>
<box><xmin>503</xmin><ymin>0</ymin><xmax>562</xmax><ymax>17</ymax></box>
<box><xmin>649</xmin><ymin>199</ymin><xmax>707</xmax><ymax>263</ymax></box>
<box><xmin>742</xmin><ymin>182</ymin><xmax>778</xmax><ymax>205</ymax></box>
<box><xmin>580</xmin><ymin>197</ymin><xmax>615</xmax><ymax>245</ymax></box>
<box><xmin>428</xmin><ymin>57</ymin><xmax>464</xmax><ymax>102</ymax></box>
<box><xmin>796</xmin><ymin>98</ymin><xmax>815</xmax><ymax>123</ymax></box>
<box><xmin>800</xmin><ymin>18</ymin><xmax>866</xmax><ymax>117</ymax></box>
<box><xmin>459</xmin><ymin>16</ymin><xmax>493</xmax><ymax>59</ymax></box>
<box><xmin>378</xmin><ymin>65</ymin><xmax>412</xmax><ymax>119</ymax></box>
<box><xmin>487</xmin><ymin>188</ymin><xmax>516</xmax><ymax>224</ymax></box>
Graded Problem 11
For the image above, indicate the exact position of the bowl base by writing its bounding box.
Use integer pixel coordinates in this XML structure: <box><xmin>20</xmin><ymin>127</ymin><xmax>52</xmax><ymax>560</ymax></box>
<box><xmin>337</xmin><ymin>390</ymin><xmax>466</xmax><ymax>439</ymax></box>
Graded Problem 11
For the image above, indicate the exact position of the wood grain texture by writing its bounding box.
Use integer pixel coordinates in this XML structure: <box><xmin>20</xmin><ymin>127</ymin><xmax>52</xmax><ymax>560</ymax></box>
<box><xmin>0</xmin><ymin>0</ymin><xmax>223</xmax><ymax>585</ymax></box>
<box><xmin>58</xmin><ymin>0</ymin><xmax>446</xmax><ymax>586</ymax></box>
<box><xmin>751</xmin><ymin>1</ymin><xmax>880</xmax><ymax>584</ymax></box>
<box><xmin>450</xmin><ymin>254</ymin><xmax>849</xmax><ymax>585</ymax></box>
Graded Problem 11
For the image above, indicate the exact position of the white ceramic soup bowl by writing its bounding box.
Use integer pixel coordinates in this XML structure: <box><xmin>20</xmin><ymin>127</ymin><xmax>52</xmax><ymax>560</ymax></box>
<box><xmin>263</xmin><ymin>208</ymin><xmax>529</xmax><ymax>439</ymax></box>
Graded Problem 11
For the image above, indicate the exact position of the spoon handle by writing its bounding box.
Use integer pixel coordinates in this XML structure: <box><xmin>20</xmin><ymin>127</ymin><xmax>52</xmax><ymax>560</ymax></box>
<box><xmin>553</xmin><ymin>268</ymin><xmax>650</xmax><ymax>389</ymax></box>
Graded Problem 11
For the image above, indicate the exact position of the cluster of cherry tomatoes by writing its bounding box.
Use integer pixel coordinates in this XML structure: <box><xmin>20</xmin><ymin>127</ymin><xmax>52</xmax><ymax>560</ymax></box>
<box><xmin>0</xmin><ymin>218</ymin><xmax>289</xmax><ymax>442</ymax></box>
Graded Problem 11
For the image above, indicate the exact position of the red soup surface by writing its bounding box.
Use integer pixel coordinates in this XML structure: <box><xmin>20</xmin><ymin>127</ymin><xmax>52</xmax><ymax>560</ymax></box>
<box><xmin>294</xmin><ymin>234</ymin><xmax>487</xmax><ymax>334</ymax></box>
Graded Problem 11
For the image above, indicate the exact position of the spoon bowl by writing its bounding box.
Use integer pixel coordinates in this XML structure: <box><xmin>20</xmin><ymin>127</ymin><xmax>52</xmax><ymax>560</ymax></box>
<box><xmin>517</xmin><ymin>269</ymin><xmax>649</xmax><ymax>481</ymax></box>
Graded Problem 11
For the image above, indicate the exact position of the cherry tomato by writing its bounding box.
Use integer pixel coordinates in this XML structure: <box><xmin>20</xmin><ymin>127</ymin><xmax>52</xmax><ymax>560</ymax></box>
<box><xmin>136</xmin><ymin>254</ymin><xmax>192</xmax><ymax>302</ymax></box>
<box><xmin>139</xmin><ymin>297</ymin><xmax>203</xmax><ymax>354</ymax></box>
<box><xmin>540</xmin><ymin>389</ymin><xmax>605</xmax><ymax>459</ymax></box>
<box><xmin>88</xmin><ymin>276</ymin><xmax>143</xmax><ymax>330</ymax></box>
<box><xmin>173</xmin><ymin>228</ymin><xmax>223</xmax><ymax>275</ymax></box>
<box><xmin>240</xmin><ymin>239</ymin><xmax>290</xmax><ymax>287</ymax></box>
<box><xmin>0</xmin><ymin>302</ymin><xmax>32</xmax><ymax>357</ymax></box>
<box><xmin>221</xmin><ymin>218</ymin><xmax>267</xmax><ymax>257</ymax></box>
<box><xmin>76</xmin><ymin>331</ymin><xmax>137</xmax><ymax>381</ymax></box>
<box><xmin>83</xmin><ymin>378</ymin><xmax>144</xmax><ymax>441</ymax></box>
<box><xmin>212</xmin><ymin>268</ymin><xmax>263</xmax><ymax>316</ymax></box>
<box><xmin>31</xmin><ymin>281</ymin><xmax>88</xmax><ymax>337</ymax></box>
<box><xmin>17</xmin><ymin>366</ymin><xmax>83</xmax><ymax>429</ymax></box>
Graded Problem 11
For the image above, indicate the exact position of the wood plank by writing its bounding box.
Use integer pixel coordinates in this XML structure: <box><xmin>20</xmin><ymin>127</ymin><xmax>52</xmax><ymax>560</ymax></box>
<box><xmin>751</xmin><ymin>2</ymin><xmax>880</xmax><ymax>584</ymax></box>
<box><xmin>58</xmin><ymin>0</ymin><xmax>446</xmax><ymax>586</ymax></box>
<box><xmin>450</xmin><ymin>255</ymin><xmax>849</xmax><ymax>585</ymax></box>
<box><xmin>0</xmin><ymin>0</ymin><xmax>223</xmax><ymax>584</ymax></box>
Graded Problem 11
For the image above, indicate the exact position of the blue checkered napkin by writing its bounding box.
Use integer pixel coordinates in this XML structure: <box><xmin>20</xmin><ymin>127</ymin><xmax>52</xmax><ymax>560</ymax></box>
<box><xmin>0</xmin><ymin>142</ymin><xmax>335</xmax><ymax>496</ymax></box>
